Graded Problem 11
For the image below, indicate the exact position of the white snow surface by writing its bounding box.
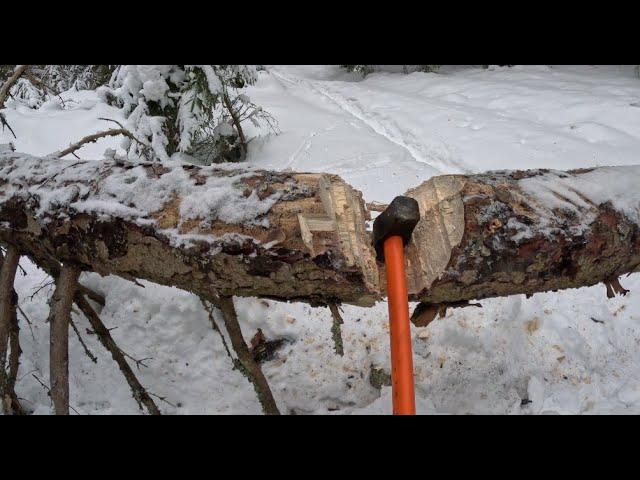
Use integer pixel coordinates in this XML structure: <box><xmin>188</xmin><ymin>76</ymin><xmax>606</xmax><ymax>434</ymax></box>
<box><xmin>3</xmin><ymin>65</ymin><xmax>640</xmax><ymax>414</ymax></box>
<box><xmin>0</xmin><ymin>150</ymin><xmax>281</xmax><ymax>246</ymax></box>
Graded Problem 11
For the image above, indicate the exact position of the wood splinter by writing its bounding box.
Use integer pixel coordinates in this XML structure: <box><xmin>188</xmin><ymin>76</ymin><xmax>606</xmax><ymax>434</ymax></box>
<box><xmin>411</xmin><ymin>301</ymin><xmax>482</xmax><ymax>328</ymax></box>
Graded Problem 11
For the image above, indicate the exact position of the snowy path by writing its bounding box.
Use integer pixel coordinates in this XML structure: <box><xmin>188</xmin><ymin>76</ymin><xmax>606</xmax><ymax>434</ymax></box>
<box><xmin>4</xmin><ymin>65</ymin><xmax>640</xmax><ymax>415</ymax></box>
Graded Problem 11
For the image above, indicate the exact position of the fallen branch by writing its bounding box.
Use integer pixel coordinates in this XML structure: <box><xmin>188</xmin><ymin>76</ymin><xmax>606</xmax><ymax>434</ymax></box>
<box><xmin>2</xmin><ymin>149</ymin><xmax>640</xmax><ymax>312</ymax></box>
<box><xmin>52</xmin><ymin>129</ymin><xmax>131</xmax><ymax>159</ymax></box>
<box><xmin>201</xmin><ymin>298</ymin><xmax>233</xmax><ymax>360</ymax></box>
<box><xmin>212</xmin><ymin>296</ymin><xmax>280</xmax><ymax>415</ymax></box>
<box><xmin>47</xmin><ymin>263</ymin><xmax>80</xmax><ymax>415</ymax></box>
<box><xmin>73</xmin><ymin>292</ymin><xmax>160</xmax><ymax>415</ymax></box>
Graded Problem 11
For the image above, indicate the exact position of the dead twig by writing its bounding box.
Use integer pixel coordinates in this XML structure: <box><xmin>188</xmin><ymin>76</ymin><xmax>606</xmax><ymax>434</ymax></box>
<box><xmin>201</xmin><ymin>298</ymin><xmax>233</xmax><ymax>360</ymax></box>
<box><xmin>31</xmin><ymin>373</ymin><xmax>81</xmax><ymax>415</ymax></box>
<box><xmin>16</xmin><ymin>303</ymin><xmax>36</xmax><ymax>342</ymax></box>
<box><xmin>52</xmin><ymin>129</ymin><xmax>131</xmax><ymax>159</ymax></box>
<box><xmin>70</xmin><ymin>317</ymin><xmax>97</xmax><ymax>363</ymax></box>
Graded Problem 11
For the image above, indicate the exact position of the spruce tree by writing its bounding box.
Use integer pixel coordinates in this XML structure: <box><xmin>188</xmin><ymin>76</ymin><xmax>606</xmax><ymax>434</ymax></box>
<box><xmin>99</xmin><ymin>65</ymin><xmax>276</xmax><ymax>163</ymax></box>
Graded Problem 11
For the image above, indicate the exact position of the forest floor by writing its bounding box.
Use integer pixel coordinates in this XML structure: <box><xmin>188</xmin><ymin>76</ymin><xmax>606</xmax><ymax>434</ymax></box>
<box><xmin>3</xmin><ymin>65</ymin><xmax>640</xmax><ymax>414</ymax></box>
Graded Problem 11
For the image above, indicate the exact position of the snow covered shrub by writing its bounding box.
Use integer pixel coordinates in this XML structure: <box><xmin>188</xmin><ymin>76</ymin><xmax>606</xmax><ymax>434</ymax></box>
<box><xmin>0</xmin><ymin>65</ymin><xmax>116</xmax><ymax>110</ymax></box>
<box><xmin>9</xmin><ymin>78</ymin><xmax>46</xmax><ymax>108</ymax></box>
<box><xmin>342</xmin><ymin>65</ymin><xmax>440</xmax><ymax>76</ymax></box>
<box><xmin>99</xmin><ymin>65</ymin><xmax>276</xmax><ymax>163</ymax></box>
<box><xmin>39</xmin><ymin>65</ymin><xmax>115</xmax><ymax>91</ymax></box>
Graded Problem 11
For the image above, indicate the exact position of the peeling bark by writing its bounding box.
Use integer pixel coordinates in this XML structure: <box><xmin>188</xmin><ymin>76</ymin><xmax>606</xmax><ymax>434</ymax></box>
<box><xmin>0</xmin><ymin>150</ymin><xmax>379</xmax><ymax>307</ymax></box>
<box><xmin>1</xmin><ymin>149</ymin><xmax>639</xmax><ymax>319</ymax></box>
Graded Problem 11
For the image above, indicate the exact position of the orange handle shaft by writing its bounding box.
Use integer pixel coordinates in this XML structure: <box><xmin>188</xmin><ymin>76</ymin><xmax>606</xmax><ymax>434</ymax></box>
<box><xmin>383</xmin><ymin>235</ymin><xmax>416</xmax><ymax>415</ymax></box>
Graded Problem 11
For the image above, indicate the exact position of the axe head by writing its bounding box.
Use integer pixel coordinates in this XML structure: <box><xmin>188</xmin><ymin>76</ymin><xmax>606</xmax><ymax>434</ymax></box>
<box><xmin>372</xmin><ymin>196</ymin><xmax>420</xmax><ymax>262</ymax></box>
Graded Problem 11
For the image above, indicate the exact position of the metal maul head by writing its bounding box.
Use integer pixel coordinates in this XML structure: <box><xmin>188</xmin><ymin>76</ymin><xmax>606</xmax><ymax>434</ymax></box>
<box><xmin>372</xmin><ymin>195</ymin><xmax>420</xmax><ymax>262</ymax></box>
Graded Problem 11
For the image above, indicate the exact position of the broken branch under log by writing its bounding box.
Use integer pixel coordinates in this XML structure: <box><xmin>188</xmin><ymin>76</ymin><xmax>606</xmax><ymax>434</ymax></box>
<box><xmin>48</xmin><ymin>264</ymin><xmax>80</xmax><ymax>415</ymax></box>
<box><xmin>73</xmin><ymin>292</ymin><xmax>161</xmax><ymax>415</ymax></box>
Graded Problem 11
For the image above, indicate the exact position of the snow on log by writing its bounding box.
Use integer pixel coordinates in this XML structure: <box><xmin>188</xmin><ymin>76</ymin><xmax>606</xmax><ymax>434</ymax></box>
<box><xmin>402</xmin><ymin>168</ymin><xmax>640</xmax><ymax>311</ymax></box>
<box><xmin>1</xmin><ymin>145</ymin><xmax>639</xmax><ymax>311</ymax></box>
<box><xmin>0</xmin><ymin>146</ymin><xmax>380</xmax><ymax>306</ymax></box>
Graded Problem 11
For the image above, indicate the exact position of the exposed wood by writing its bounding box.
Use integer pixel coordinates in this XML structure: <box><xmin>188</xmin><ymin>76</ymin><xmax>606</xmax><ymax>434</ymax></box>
<box><xmin>0</xmin><ymin>149</ymin><xmax>379</xmax><ymax>307</ymax></box>
<box><xmin>48</xmin><ymin>264</ymin><xmax>80</xmax><ymax>415</ymax></box>
<box><xmin>1</xmin><ymin>148</ymin><xmax>640</xmax><ymax>320</ymax></box>
<box><xmin>400</xmin><ymin>167</ymin><xmax>640</xmax><ymax>322</ymax></box>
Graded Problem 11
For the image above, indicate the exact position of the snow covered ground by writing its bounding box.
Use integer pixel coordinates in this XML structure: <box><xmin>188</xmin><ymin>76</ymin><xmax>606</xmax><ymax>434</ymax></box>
<box><xmin>3</xmin><ymin>65</ymin><xmax>640</xmax><ymax>414</ymax></box>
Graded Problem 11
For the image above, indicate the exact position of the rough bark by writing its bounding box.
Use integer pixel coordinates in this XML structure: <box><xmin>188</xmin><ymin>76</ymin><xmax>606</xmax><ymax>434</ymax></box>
<box><xmin>401</xmin><ymin>168</ymin><xmax>640</xmax><ymax>324</ymax></box>
<box><xmin>1</xmin><ymin>148</ymin><xmax>640</xmax><ymax>316</ymax></box>
<box><xmin>0</xmin><ymin>149</ymin><xmax>379</xmax><ymax>307</ymax></box>
<box><xmin>48</xmin><ymin>264</ymin><xmax>80</xmax><ymax>415</ymax></box>
<box><xmin>0</xmin><ymin>246</ymin><xmax>21</xmax><ymax>414</ymax></box>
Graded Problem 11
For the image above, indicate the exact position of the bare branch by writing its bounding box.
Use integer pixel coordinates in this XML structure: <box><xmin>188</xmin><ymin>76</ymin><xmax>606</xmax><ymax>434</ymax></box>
<box><xmin>73</xmin><ymin>292</ymin><xmax>160</xmax><ymax>415</ymax></box>
<box><xmin>51</xmin><ymin>129</ymin><xmax>130</xmax><ymax>159</ymax></box>
<box><xmin>0</xmin><ymin>65</ymin><xmax>29</xmax><ymax>109</ymax></box>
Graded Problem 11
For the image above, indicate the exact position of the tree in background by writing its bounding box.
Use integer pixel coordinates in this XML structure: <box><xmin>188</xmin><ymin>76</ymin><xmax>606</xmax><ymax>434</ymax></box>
<box><xmin>0</xmin><ymin>65</ymin><xmax>115</xmax><ymax>109</ymax></box>
<box><xmin>99</xmin><ymin>65</ymin><xmax>277</xmax><ymax>164</ymax></box>
<box><xmin>342</xmin><ymin>65</ymin><xmax>441</xmax><ymax>76</ymax></box>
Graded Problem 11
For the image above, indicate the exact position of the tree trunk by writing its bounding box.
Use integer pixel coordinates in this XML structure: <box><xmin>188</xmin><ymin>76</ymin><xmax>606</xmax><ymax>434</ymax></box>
<box><xmin>0</xmin><ymin>245</ymin><xmax>20</xmax><ymax>414</ymax></box>
<box><xmin>401</xmin><ymin>168</ymin><xmax>640</xmax><ymax>317</ymax></box>
<box><xmin>0</xmin><ymin>148</ymin><xmax>379</xmax><ymax>307</ymax></box>
<box><xmin>48</xmin><ymin>264</ymin><xmax>80</xmax><ymax>415</ymax></box>
<box><xmin>1</xmin><ymin>148</ymin><xmax>640</xmax><ymax>313</ymax></box>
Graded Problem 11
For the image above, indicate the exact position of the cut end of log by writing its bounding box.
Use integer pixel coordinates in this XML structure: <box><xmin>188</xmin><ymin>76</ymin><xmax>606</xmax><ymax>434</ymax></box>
<box><xmin>401</xmin><ymin>175</ymin><xmax>468</xmax><ymax>296</ymax></box>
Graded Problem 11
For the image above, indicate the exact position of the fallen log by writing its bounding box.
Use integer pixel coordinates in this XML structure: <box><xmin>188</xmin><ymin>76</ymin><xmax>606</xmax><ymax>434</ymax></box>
<box><xmin>1</xmin><ymin>146</ymin><xmax>639</xmax><ymax>311</ymax></box>
<box><xmin>0</xmin><ymin>146</ymin><xmax>379</xmax><ymax>307</ymax></box>
<box><xmin>402</xmin><ymin>167</ymin><xmax>640</xmax><ymax>313</ymax></box>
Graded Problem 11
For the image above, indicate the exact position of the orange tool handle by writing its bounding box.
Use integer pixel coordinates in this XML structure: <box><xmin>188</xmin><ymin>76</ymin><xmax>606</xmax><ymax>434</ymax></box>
<box><xmin>383</xmin><ymin>235</ymin><xmax>416</xmax><ymax>415</ymax></box>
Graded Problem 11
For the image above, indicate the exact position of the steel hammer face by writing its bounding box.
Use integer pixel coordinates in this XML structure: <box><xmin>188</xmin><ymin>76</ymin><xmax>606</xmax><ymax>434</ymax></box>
<box><xmin>372</xmin><ymin>196</ymin><xmax>420</xmax><ymax>262</ymax></box>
